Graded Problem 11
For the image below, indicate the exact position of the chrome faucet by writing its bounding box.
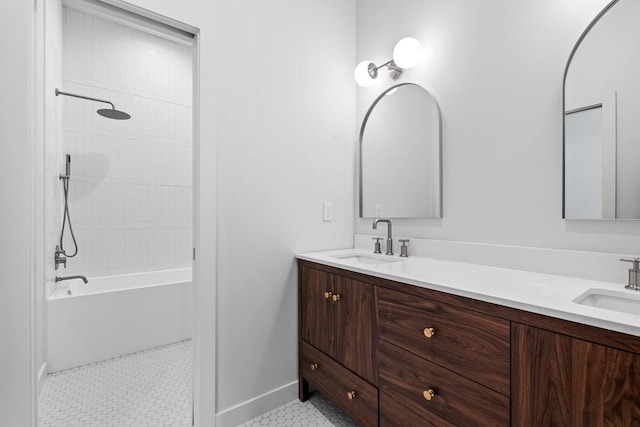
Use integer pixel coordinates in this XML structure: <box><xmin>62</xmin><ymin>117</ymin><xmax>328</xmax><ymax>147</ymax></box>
<box><xmin>373</xmin><ymin>218</ymin><xmax>393</xmax><ymax>255</ymax></box>
<box><xmin>55</xmin><ymin>275</ymin><xmax>88</xmax><ymax>284</ymax></box>
<box><xmin>620</xmin><ymin>258</ymin><xmax>640</xmax><ymax>290</ymax></box>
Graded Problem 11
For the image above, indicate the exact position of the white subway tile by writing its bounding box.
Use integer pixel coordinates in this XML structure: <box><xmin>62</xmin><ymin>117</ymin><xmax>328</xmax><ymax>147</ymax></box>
<box><xmin>59</xmin><ymin>9</ymin><xmax>192</xmax><ymax>276</ymax></box>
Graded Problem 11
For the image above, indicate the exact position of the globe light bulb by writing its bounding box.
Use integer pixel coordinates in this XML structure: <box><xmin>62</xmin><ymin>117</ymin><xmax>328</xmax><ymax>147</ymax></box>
<box><xmin>354</xmin><ymin>61</ymin><xmax>376</xmax><ymax>87</ymax></box>
<box><xmin>393</xmin><ymin>37</ymin><xmax>422</xmax><ymax>69</ymax></box>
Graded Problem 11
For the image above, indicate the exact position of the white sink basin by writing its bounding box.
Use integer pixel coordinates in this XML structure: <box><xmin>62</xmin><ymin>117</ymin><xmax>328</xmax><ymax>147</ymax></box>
<box><xmin>573</xmin><ymin>288</ymin><xmax>640</xmax><ymax>316</ymax></box>
<box><xmin>330</xmin><ymin>253</ymin><xmax>402</xmax><ymax>266</ymax></box>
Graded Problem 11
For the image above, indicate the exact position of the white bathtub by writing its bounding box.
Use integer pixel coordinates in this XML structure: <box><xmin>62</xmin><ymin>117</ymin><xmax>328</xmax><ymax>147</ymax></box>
<box><xmin>47</xmin><ymin>268</ymin><xmax>193</xmax><ymax>372</ymax></box>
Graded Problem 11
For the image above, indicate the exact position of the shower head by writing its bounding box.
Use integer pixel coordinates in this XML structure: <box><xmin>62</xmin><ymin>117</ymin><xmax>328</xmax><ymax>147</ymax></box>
<box><xmin>55</xmin><ymin>88</ymin><xmax>131</xmax><ymax>120</ymax></box>
<box><xmin>97</xmin><ymin>108</ymin><xmax>131</xmax><ymax>120</ymax></box>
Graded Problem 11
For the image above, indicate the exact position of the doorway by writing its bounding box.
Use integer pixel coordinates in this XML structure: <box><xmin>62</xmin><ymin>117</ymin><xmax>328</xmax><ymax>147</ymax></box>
<box><xmin>37</xmin><ymin>1</ymin><xmax>197</xmax><ymax>425</ymax></box>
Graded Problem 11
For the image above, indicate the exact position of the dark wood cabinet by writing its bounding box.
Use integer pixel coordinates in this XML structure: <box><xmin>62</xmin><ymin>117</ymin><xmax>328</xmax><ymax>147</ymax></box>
<box><xmin>299</xmin><ymin>258</ymin><xmax>640</xmax><ymax>426</ymax></box>
<box><xmin>300</xmin><ymin>263</ymin><xmax>377</xmax><ymax>384</ymax></box>
<box><xmin>298</xmin><ymin>262</ymin><xmax>378</xmax><ymax>424</ymax></box>
<box><xmin>512</xmin><ymin>323</ymin><xmax>640</xmax><ymax>427</ymax></box>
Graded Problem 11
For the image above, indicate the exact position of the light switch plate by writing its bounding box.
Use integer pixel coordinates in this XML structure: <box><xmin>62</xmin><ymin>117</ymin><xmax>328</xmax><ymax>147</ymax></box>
<box><xmin>323</xmin><ymin>202</ymin><xmax>333</xmax><ymax>221</ymax></box>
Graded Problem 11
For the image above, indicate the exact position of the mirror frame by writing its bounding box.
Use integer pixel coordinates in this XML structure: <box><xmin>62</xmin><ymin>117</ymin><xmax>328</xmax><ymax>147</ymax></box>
<box><xmin>359</xmin><ymin>83</ymin><xmax>443</xmax><ymax>218</ymax></box>
<box><xmin>562</xmin><ymin>0</ymin><xmax>620</xmax><ymax>219</ymax></box>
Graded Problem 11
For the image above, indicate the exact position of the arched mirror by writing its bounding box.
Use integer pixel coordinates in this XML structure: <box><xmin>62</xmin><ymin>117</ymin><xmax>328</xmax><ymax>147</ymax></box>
<box><xmin>564</xmin><ymin>0</ymin><xmax>640</xmax><ymax>219</ymax></box>
<box><xmin>359</xmin><ymin>83</ymin><xmax>442</xmax><ymax>218</ymax></box>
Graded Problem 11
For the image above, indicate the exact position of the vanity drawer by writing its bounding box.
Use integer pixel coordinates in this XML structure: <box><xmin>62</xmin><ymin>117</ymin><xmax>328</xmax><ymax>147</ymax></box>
<box><xmin>380</xmin><ymin>392</ymin><xmax>435</xmax><ymax>427</ymax></box>
<box><xmin>377</xmin><ymin>287</ymin><xmax>510</xmax><ymax>395</ymax></box>
<box><xmin>379</xmin><ymin>340</ymin><xmax>509</xmax><ymax>427</ymax></box>
<box><xmin>300</xmin><ymin>341</ymin><xmax>378</xmax><ymax>426</ymax></box>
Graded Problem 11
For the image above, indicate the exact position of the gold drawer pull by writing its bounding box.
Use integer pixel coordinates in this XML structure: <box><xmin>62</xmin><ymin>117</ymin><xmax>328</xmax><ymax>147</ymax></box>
<box><xmin>423</xmin><ymin>327</ymin><xmax>436</xmax><ymax>338</ymax></box>
<box><xmin>423</xmin><ymin>389</ymin><xmax>435</xmax><ymax>401</ymax></box>
<box><xmin>332</xmin><ymin>294</ymin><xmax>341</xmax><ymax>302</ymax></box>
<box><xmin>347</xmin><ymin>390</ymin><xmax>357</xmax><ymax>400</ymax></box>
<box><xmin>310</xmin><ymin>363</ymin><xmax>319</xmax><ymax>371</ymax></box>
<box><xmin>324</xmin><ymin>291</ymin><xmax>332</xmax><ymax>299</ymax></box>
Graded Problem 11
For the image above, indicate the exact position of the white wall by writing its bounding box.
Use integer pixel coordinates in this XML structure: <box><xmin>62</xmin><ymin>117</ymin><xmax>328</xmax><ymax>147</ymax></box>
<box><xmin>214</xmin><ymin>1</ymin><xmax>355</xmax><ymax>423</ymax></box>
<box><xmin>0</xmin><ymin>0</ymin><xmax>35</xmax><ymax>425</ymax></box>
<box><xmin>45</xmin><ymin>0</ymin><xmax>64</xmax><ymax>297</ymax></box>
<box><xmin>59</xmin><ymin>7</ymin><xmax>192</xmax><ymax>277</ymax></box>
<box><xmin>41</xmin><ymin>0</ymin><xmax>65</xmax><ymax>394</ymax></box>
<box><xmin>355</xmin><ymin>0</ymin><xmax>640</xmax><ymax>257</ymax></box>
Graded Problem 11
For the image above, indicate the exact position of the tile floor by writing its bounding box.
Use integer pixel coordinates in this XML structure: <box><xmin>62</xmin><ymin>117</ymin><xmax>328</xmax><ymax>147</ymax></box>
<box><xmin>239</xmin><ymin>392</ymin><xmax>357</xmax><ymax>427</ymax></box>
<box><xmin>39</xmin><ymin>340</ymin><xmax>192</xmax><ymax>427</ymax></box>
<box><xmin>39</xmin><ymin>339</ymin><xmax>354</xmax><ymax>427</ymax></box>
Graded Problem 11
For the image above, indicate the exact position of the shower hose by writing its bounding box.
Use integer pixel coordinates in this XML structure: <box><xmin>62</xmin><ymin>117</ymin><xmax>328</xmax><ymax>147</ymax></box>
<box><xmin>59</xmin><ymin>171</ymin><xmax>78</xmax><ymax>258</ymax></box>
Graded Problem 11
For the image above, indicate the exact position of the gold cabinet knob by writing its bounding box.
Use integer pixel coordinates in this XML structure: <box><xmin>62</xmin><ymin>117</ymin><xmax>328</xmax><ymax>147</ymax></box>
<box><xmin>332</xmin><ymin>294</ymin><xmax>341</xmax><ymax>302</ymax></box>
<box><xmin>324</xmin><ymin>291</ymin><xmax>332</xmax><ymax>299</ymax></box>
<box><xmin>310</xmin><ymin>363</ymin><xmax>319</xmax><ymax>371</ymax></box>
<box><xmin>347</xmin><ymin>390</ymin><xmax>357</xmax><ymax>400</ymax></box>
<box><xmin>423</xmin><ymin>327</ymin><xmax>436</xmax><ymax>338</ymax></box>
<box><xmin>423</xmin><ymin>389</ymin><xmax>435</xmax><ymax>401</ymax></box>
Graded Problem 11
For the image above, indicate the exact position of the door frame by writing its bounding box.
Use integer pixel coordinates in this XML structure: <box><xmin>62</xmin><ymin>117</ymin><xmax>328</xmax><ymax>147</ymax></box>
<box><xmin>31</xmin><ymin>1</ymin><xmax>217</xmax><ymax>425</ymax></box>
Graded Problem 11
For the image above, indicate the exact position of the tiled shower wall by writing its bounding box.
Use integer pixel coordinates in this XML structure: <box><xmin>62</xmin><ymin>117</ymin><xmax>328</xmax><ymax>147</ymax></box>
<box><xmin>58</xmin><ymin>8</ymin><xmax>192</xmax><ymax>277</ymax></box>
<box><xmin>45</xmin><ymin>1</ymin><xmax>64</xmax><ymax>298</ymax></box>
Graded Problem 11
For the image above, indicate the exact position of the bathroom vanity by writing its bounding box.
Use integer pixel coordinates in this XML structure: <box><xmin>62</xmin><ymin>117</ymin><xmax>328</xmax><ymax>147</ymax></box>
<box><xmin>297</xmin><ymin>251</ymin><xmax>640</xmax><ymax>426</ymax></box>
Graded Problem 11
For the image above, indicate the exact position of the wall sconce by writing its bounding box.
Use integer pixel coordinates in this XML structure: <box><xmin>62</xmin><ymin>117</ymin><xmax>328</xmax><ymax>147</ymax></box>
<box><xmin>354</xmin><ymin>37</ymin><xmax>422</xmax><ymax>87</ymax></box>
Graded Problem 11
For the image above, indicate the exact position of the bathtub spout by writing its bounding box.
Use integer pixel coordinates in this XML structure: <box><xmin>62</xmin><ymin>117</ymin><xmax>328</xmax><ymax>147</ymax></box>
<box><xmin>55</xmin><ymin>275</ymin><xmax>88</xmax><ymax>284</ymax></box>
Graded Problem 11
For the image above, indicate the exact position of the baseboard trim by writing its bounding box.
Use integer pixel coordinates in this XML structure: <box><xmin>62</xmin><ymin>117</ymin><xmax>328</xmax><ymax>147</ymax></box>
<box><xmin>37</xmin><ymin>362</ymin><xmax>47</xmax><ymax>396</ymax></box>
<box><xmin>215</xmin><ymin>380</ymin><xmax>298</xmax><ymax>427</ymax></box>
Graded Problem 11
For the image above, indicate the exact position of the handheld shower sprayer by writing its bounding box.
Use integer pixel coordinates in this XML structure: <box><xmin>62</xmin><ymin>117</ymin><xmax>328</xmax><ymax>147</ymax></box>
<box><xmin>57</xmin><ymin>153</ymin><xmax>79</xmax><ymax>265</ymax></box>
<box><xmin>60</xmin><ymin>154</ymin><xmax>71</xmax><ymax>180</ymax></box>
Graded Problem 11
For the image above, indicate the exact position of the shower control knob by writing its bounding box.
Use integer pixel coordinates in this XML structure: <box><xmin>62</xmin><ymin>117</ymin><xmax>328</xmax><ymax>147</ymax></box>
<box><xmin>54</xmin><ymin>245</ymin><xmax>67</xmax><ymax>270</ymax></box>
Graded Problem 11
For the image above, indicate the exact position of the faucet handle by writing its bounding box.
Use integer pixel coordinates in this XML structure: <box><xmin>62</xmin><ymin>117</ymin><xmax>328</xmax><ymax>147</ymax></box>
<box><xmin>621</xmin><ymin>258</ymin><xmax>640</xmax><ymax>290</ymax></box>
<box><xmin>620</xmin><ymin>258</ymin><xmax>640</xmax><ymax>271</ymax></box>
<box><xmin>372</xmin><ymin>237</ymin><xmax>383</xmax><ymax>254</ymax></box>
<box><xmin>399</xmin><ymin>239</ymin><xmax>410</xmax><ymax>258</ymax></box>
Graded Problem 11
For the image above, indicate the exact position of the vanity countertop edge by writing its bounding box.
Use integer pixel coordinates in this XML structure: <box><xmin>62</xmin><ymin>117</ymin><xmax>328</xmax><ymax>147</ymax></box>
<box><xmin>296</xmin><ymin>248</ymin><xmax>640</xmax><ymax>338</ymax></box>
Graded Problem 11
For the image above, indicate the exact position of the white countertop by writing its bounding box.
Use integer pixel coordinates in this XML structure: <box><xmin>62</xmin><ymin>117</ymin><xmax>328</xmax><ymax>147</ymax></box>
<box><xmin>296</xmin><ymin>248</ymin><xmax>640</xmax><ymax>338</ymax></box>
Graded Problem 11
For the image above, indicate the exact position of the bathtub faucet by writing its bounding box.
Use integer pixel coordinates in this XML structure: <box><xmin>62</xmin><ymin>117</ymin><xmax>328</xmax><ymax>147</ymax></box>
<box><xmin>55</xmin><ymin>275</ymin><xmax>88</xmax><ymax>284</ymax></box>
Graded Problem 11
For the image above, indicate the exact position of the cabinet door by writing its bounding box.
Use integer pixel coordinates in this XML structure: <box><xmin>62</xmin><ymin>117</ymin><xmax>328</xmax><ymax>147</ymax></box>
<box><xmin>300</xmin><ymin>266</ymin><xmax>335</xmax><ymax>357</ymax></box>
<box><xmin>511</xmin><ymin>323</ymin><xmax>573</xmax><ymax>426</ymax></box>
<box><xmin>512</xmin><ymin>323</ymin><xmax>640</xmax><ymax>426</ymax></box>
<box><xmin>334</xmin><ymin>276</ymin><xmax>377</xmax><ymax>385</ymax></box>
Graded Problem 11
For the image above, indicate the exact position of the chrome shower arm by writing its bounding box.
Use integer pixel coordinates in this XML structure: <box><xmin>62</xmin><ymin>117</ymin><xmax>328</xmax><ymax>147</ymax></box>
<box><xmin>55</xmin><ymin>88</ymin><xmax>115</xmax><ymax>109</ymax></box>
